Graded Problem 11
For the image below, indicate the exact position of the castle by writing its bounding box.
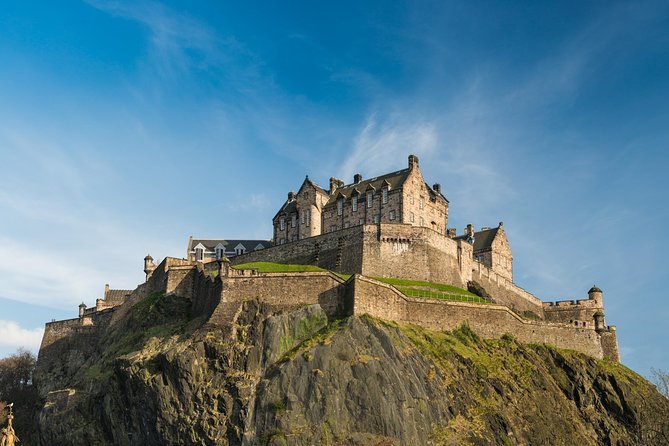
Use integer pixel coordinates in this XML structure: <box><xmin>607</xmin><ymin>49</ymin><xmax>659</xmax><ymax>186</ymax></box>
<box><xmin>37</xmin><ymin>154</ymin><xmax>620</xmax><ymax>385</ymax></box>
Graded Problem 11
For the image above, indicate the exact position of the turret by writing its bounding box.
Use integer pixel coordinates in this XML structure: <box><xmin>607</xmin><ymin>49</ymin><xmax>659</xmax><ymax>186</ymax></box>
<box><xmin>593</xmin><ymin>310</ymin><xmax>606</xmax><ymax>331</ymax></box>
<box><xmin>329</xmin><ymin>177</ymin><xmax>344</xmax><ymax>194</ymax></box>
<box><xmin>144</xmin><ymin>255</ymin><xmax>156</xmax><ymax>282</ymax></box>
<box><xmin>79</xmin><ymin>302</ymin><xmax>86</xmax><ymax>318</ymax></box>
<box><xmin>588</xmin><ymin>285</ymin><xmax>603</xmax><ymax>307</ymax></box>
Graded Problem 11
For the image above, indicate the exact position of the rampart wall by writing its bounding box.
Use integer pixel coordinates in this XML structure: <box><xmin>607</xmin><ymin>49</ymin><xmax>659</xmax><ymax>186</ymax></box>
<box><xmin>543</xmin><ymin>299</ymin><xmax>601</xmax><ymax>326</ymax></box>
<box><xmin>471</xmin><ymin>262</ymin><xmax>544</xmax><ymax>317</ymax></box>
<box><xmin>349</xmin><ymin>275</ymin><xmax>619</xmax><ymax>361</ymax></box>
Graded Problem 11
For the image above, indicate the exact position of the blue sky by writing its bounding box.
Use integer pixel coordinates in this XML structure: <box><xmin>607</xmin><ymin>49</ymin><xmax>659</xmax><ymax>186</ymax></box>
<box><xmin>0</xmin><ymin>1</ymin><xmax>668</xmax><ymax>377</ymax></box>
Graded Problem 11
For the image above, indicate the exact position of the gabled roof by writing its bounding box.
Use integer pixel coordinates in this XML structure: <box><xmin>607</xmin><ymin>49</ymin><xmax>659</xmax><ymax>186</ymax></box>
<box><xmin>273</xmin><ymin>199</ymin><xmax>297</xmax><ymax>220</ymax></box>
<box><xmin>324</xmin><ymin>168</ymin><xmax>411</xmax><ymax>206</ymax></box>
<box><xmin>297</xmin><ymin>176</ymin><xmax>328</xmax><ymax>196</ymax></box>
<box><xmin>453</xmin><ymin>227</ymin><xmax>499</xmax><ymax>252</ymax></box>
<box><xmin>190</xmin><ymin>239</ymin><xmax>271</xmax><ymax>252</ymax></box>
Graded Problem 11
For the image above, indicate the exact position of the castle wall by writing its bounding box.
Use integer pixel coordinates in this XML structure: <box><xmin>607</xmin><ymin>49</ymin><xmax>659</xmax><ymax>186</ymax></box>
<box><xmin>231</xmin><ymin>226</ymin><xmax>365</xmax><ymax>275</ymax></box>
<box><xmin>543</xmin><ymin>299</ymin><xmax>601</xmax><ymax>327</ymax></box>
<box><xmin>350</xmin><ymin>276</ymin><xmax>613</xmax><ymax>360</ymax></box>
<box><xmin>471</xmin><ymin>261</ymin><xmax>544</xmax><ymax>317</ymax></box>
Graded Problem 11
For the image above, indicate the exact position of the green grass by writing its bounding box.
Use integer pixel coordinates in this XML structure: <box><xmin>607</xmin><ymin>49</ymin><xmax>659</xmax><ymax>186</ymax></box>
<box><xmin>232</xmin><ymin>261</ymin><xmax>327</xmax><ymax>273</ymax></box>
<box><xmin>397</xmin><ymin>287</ymin><xmax>492</xmax><ymax>304</ymax></box>
<box><xmin>370</xmin><ymin>277</ymin><xmax>478</xmax><ymax>296</ymax></box>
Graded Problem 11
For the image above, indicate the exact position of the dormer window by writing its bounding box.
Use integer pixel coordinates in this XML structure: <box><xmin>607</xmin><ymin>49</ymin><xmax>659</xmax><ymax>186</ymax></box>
<box><xmin>215</xmin><ymin>245</ymin><xmax>225</xmax><ymax>259</ymax></box>
<box><xmin>367</xmin><ymin>191</ymin><xmax>373</xmax><ymax>208</ymax></box>
<box><xmin>234</xmin><ymin>243</ymin><xmax>247</xmax><ymax>255</ymax></box>
<box><xmin>195</xmin><ymin>247</ymin><xmax>204</xmax><ymax>262</ymax></box>
<box><xmin>337</xmin><ymin>198</ymin><xmax>344</xmax><ymax>216</ymax></box>
<box><xmin>382</xmin><ymin>187</ymin><xmax>388</xmax><ymax>204</ymax></box>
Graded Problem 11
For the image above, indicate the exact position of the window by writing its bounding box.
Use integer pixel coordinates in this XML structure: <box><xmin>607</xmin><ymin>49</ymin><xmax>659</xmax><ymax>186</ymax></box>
<box><xmin>390</xmin><ymin>210</ymin><xmax>396</xmax><ymax>221</ymax></box>
<box><xmin>195</xmin><ymin>248</ymin><xmax>204</xmax><ymax>261</ymax></box>
<box><xmin>419</xmin><ymin>196</ymin><xmax>424</xmax><ymax>209</ymax></box>
<box><xmin>410</xmin><ymin>212</ymin><xmax>414</xmax><ymax>223</ymax></box>
<box><xmin>420</xmin><ymin>217</ymin><xmax>424</xmax><ymax>226</ymax></box>
<box><xmin>330</xmin><ymin>225</ymin><xmax>337</xmax><ymax>232</ymax></box>
<box><xmin>352</xmin><ymin>196</ymin><xmax>358</xmax><ymax>212</ymax></box>
<box><xmin>301</xmin><ymin>213</ymin><xmax>305</xmax><ymax>224</ymax></box>
<box><xmin>410</xmin><ymin>195</ymin><xmax>414</xmax><ymax>205</ymax></box>
<box><xmin>373</xmin><ymin>214</ymin><xmax>380</xmax><ymax>223</ymax></box>
<box><xmin>345</xmin><ymin>222</ymin><xmax>350</xmax><ymax>228</ymax></box>
<box><xmin>359</xmin><ymin>218</ymin><xmax>364</xmax><ymax>225</ymax></box>
<box><xmin>236</xmin><ymin>247</ymin><xmax>246</xmax><ymax>255</ymax></box>
<box><xmin>367</xmin><ymin>191</ymin><xmax>373</xmax><ymax>208</ymax></box>
<box><xmin>382</xmin><ymin>187</ymin><xmax>388</xmax><ymax>204</ymax></box>
<box><xmin>216</xmin><ymin>247</ymin><xmax>224</xmax><ymax>259</ymax></box>
<box><xmin>280</xmin><ymin>218</ymin><xmax>285</xmax><ymax>230</ymax></box>
<box><xmin>306</xmin><ymin>209</ymin><xmax>311</xmax><ymax>225</ymax></box>
<box><xmin>291</xmin><ymin>214</ymin><xmax>297</xmax><ymax>228</ymax></box>
<box><xmin>280</xmin><ymin>238</ymin><xmax>285</xmax><ymax>245</ymax></box>
<box><xmin>337</xmin><ymin>198</ymin><xmax>343</xmax><ymax>216</ymax></box>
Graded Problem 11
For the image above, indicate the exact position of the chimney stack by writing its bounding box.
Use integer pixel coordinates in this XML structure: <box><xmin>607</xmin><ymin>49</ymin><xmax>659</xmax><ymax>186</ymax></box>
<box><xmin>288</xmin><ymin>191</ymin><xmax>295</xmax><ymax>201</ymax></box>
<box><xmin>433</xmin><ymin>183</ymin><xmax>441</xmax><ymax>194</ymax></box>
<box><xmin>354</xmin><ymin>173</ymin><xmax>362</xmax><ymax>184</ymax></box>
<box><xmin>408</xmin><ymin>154</ymin><xmax>419</xmax><ymax>169</ymax></box>
<box><xmin>465</xmin><ymin>224</ymin><xmax>475</xmax><ymax>237</ymax></box>
<box><xmin>329</xmin><ymin>177</ymin><xmax>344</xmax><ymax>194</ymax></box>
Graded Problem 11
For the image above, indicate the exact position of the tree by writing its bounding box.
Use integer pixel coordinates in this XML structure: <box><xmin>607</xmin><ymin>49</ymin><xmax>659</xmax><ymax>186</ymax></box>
<box><xmin>651</xmin><ymin>368</ymin><xmax>669</xmax><ymax>400</ymax></box>
<box><xmin>0</xmin><ymin>349</ymin><xmax>38</xmax><ymax>444</ymax></box>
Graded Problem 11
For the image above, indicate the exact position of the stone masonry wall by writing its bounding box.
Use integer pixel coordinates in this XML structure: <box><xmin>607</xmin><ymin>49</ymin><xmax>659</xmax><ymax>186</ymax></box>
<box><xmin>471</xmin><ymin>261</ymin><xmax>544</xmax><ymax>317</ymax></box>
<box><xmin>350</xmin><ymin>275</ymin><xmax>615</xmax><ymax>360</ymax></box>
<box><xmin>543</xmin><ymin>299</ymin><xmax>601</xmax><ymax>327</ymax></box>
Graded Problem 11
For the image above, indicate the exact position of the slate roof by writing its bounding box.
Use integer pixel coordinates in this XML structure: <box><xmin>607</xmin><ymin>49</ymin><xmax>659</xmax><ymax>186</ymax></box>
<box><xmin>190</xmin><ymin>239</ymin><xmax>271</xmax><ymax>252</ymax></box>
<box><xmin>105</xmin><ymin>289</ymin><xmax>133</xmax><ymax>302</ymax></box>
<box><xmin>273</xmin><ymin>200</ymin><xmax>298</xmax><ymax>220</ymax></box>
<box><xmin>324</xmin><ymin>168</ymin><xmax>412</xmax><ymax>206</ymax></box>
<box><xmin>453</xmin><ymin>227</ymin><xmax>499</xmax><ymax>252</ymax></box>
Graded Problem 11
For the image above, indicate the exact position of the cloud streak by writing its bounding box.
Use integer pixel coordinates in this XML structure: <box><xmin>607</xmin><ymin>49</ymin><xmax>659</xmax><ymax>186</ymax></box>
<box><xmin>0</xmin><ymin>320</ymin><xmax>44</xmax><ymax>353</ymax></box>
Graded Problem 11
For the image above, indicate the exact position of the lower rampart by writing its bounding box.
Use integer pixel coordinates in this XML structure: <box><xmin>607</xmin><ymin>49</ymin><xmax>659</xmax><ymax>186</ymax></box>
<box><xmin>471</xmin><ymin>262</ymin><xmax>544</xmax><ymax>317</ymax></box>
<box><xmin>350</xmin><ymin>275</ymin><xmax>618</xmax><ymax>361</ymax></box>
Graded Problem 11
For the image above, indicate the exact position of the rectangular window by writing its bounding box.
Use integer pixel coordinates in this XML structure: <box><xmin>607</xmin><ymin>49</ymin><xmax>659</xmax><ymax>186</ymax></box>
<box><xmin>345</xmin><ymin>222</ymin><xmax>350</xmax><ymax>228</ymax></box>
<box><xmin>419</xmin><ymin>197</ymin><xmax>424</xmax><ymax>209</ymax></box>
<box><xmin>367</xmin><ymin>191</ymin><xmax>373</xmax><ymax>208</ymax></box>
<box><xmin>373</xmin><ymin>214</ymin><xmax>380</xmax><ymax>223</ymax></box>
<box><xmin>291</xmin><ymin>214</ymin><xmax>297</xmax><ymax>227</ymax></box>
<box><xmin>382</xmin><ymin>188</ymin><xmax>388</xmax><ymax>204</ymax></box>
<box><xmin>410</xmin><ymin>195</ymin><xmax>414</xmax><ymax>205</ymax></box>
<box><xmin>352</xmin><ymin>196</ymin><xmax>358</xmax><ymax>212</ymax></box>
<box><xmin>280</xmin><ymin>238</ymin><xmax>285</xmax><ymax>245</ymax></box>
<box><xmin>280</xmin><ymin>218</ymin><xmax>285</xmax><ymax>230</ymax></box>
<box><xmin>410</xmin><ymin>212</ymin><xmax>414</xmax><ymax>223</ymax></box>
<box><xmin>337</xmin><ymin>198</ymin><xmax>343</xmax><ymax>216</ymax></box>
<box><xmin>306</xmin><ymin>209</ymin><xmax>311</xmax><ymax>225</ymax></box>
<box><xmin>390</xmin><ymin>210</ymin><xmax>396</xmax><ymax>221</ymax></box>
<box><xmin>301</xmin><ymin>213</ymin><xmax>305</xmax><ymax>224</ymax></box>
<box><xmin>420</xmin><ymin>217</ymin><xmax>424</xmax><ymax>226</ymax></box>
<box><xmin>330</xmin><ymin>225</ymin><xmax>337</xmax><ymax>232</ymax></box>
<box><xmin>359</xmin><ymin>218</ymin><xmax>364</xmax><ymax>225</ymax></box>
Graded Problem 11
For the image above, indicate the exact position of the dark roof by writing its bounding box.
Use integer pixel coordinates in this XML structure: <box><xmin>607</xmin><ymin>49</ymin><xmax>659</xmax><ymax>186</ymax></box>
<box><xmin>105</xmin><ymin>289</ymin><xmax>132</xmax><ymax>302</ymax></box>
<box><xmin>325</xmin><ymin>168</ymin><xmax>411</xmax><ymax>206</ymax></box>
<box><xmin>273</xmin><ymin>199</ymin><xmax>298</xmax><ymax>220</ymax></box>
<box><xmin>453</xmin><ymin>227</ymin><xmax>499</xmax><ymax>252</ymax></box>
<box><xmin>299</xmin><ymin>176</ymin><xmax>328</xmax><ymax>195</ymax></box>
<box><xmin>191</xmin><ymin>239</ymin><xmax>271</xmax><ymax>251</ymax></box>
<box><xmin>588</xmin><ymin>285</ymin><xmax>602</xmax><ymax>294</ymax></box>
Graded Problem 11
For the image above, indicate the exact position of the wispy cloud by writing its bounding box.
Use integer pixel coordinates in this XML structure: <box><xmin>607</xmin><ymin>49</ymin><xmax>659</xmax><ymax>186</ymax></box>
<box><xmin>339</xmin><ymin>112</ymin><xmax>437</xmax><ymax>179</ymax></box>
<box><xmin>0</xmin><ymin>321</ymin><xmax>44</xmax><ymax>352</ymax></box>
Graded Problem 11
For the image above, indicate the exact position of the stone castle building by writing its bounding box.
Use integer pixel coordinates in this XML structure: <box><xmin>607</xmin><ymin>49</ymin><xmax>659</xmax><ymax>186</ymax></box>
<box><xmin>38</xmin><ymin>153</ymin><xmax>620</xmax><ymax>378</ymax></box>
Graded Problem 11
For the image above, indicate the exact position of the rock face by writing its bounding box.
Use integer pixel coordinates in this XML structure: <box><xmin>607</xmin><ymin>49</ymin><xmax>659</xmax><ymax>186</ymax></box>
<box><xmin>35</xmin><ymin>292</ymin><xmax>669</xmax><ymax>445</ymax></box>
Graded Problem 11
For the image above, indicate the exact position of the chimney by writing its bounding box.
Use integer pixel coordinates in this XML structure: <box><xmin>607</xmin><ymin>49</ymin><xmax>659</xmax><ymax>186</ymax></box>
<box><xmin>104</xmin><ymin>283</ymin><xmax>110</xmax><ymax>297</ymax></box>
<box><xmin>79</xmin><ymin>302</ymin><xmax>86</xmax><ymax>318</ymax></box>
<box><xmin>447</xmin><ymin>228</ymin><xmax>456</xmax><ymax>238</ymax></box>
<box><xmin>288</xmin><ymin>191</ymin><xmax>295</xmax><ymax>201</ymax></box>
<box><xmin>465</xmin><ymin>224</ymin><xmax>474</xmax><ymax>237</ymax></box>
<box><xmin>329</xmin><ymin>177</ymin><xmax>343</xmax><ymax>194</ymax></box>
<box><xmin>433</xmin><ymin>183</ymin><xmax>441</xmax><ymax>194</ymax></box>
<box><xmin>354</xmin><ymin>173</ymin><xmax>362</xmax><ymax>184</ymax></box>
<box><xmin>408</xmin><ymin>154</ymin><xmax>419</xmax><ymax>169</ymax></box>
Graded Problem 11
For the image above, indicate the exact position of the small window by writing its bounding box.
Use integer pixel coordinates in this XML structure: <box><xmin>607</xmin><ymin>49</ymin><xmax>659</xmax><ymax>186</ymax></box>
<box><xmin>195</xmin><ymin>248</ymin><xmax>204</xmax><ymax>261</ymax></box>
<box><xmin>306</xmin><ymin>209</ymin><xmax>311</xmax><ymax>225</ymax></box>
<box><xmin>280</xmin><ymin>238</ymin><xmax>285</xmax><ymax>245</ymax></box>
<box><xmin>419</xmin><ymin>197</ymin><xmax>424</xmax><ymax>209</ymax></box>
<box><xmin>216</xmin><ymin>248</ymin><xmax>224</xmax><ymax>259</ymax></box>
<box><xmin>330</xmin><ymin>225</ymin><xmax>337</xmax><ymax>232</ymax></box>
<box><xmin>382</xmin><ymin>188</ymin><xmax>388</xmax><ymax>204</ymax></box>
<box><xmin>410</xmin><ymin>212</ymin><xmax>414</xmax><ymax>223</ymax></box>
<box><xmin>301</xmin><ymin>213</ymin><xmax>305</xmax><ymax>224</ymax></box>
<box><xmin>291</xmin><ymin>214</ymin><xmax>297</xmax><ymax>228</ymax></box>
<box><xmin>337</xmin><ymin>198</ymin><xmax>344</xmax><ymax>216</ymax></box>
<box><xmin>420</xmin><ymin>217</ymin><xmax>424</xmax><ymax>226</ymax></box>
<box><xmin>280</xmin><ymin>218</ymin><xmax>285</xmax><ymax>230</ymax></box>
<box><xmin>367</xmin><ymin>191</ymin><xmax>373</xmax><ymax>208</ymax></box>
<box><xmin>410</xmin><ymin>195</ymin><xmax>414</xmax><ymax>205</ymax></box>
<box><xmin>352</xmin><ymin>196</ymin><xmax>358</xmax><ymax>212</ymax></box>
<box><xmin>358</xmin><ymin>218</ymin><xmax>364</xmax><ymax>225</ymax></box>
<box><xmin>373</xmin><ymin>214</ymin><xmax>380</xmax><ymax>224</ymax></box>
<box><xmin>390</xmin><ymin>210</ymin><xmax>396</xmax><ymax>221</ymax></box>
<box><xmin>345</xmin><ymin>222</ymin><xmax>350</xmax><ymax>228</ymax></box>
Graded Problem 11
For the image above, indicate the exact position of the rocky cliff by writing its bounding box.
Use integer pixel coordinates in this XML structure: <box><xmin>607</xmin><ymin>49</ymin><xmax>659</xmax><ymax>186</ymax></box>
<box><xmin>35</xmin><ymin>290</ymin><xmax>669</xmax><ymax>445</ymax></box>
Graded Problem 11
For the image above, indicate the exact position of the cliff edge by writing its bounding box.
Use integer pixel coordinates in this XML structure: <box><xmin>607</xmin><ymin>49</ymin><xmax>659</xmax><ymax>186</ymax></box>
<box><xmin>35</xmin><ymin>290</ymin><xmax>668</xmax><ymax>445</ymax></box>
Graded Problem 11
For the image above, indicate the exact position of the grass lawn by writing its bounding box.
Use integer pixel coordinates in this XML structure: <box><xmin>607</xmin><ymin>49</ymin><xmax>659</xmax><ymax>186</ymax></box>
<box><xmin>232</xmin><ymin>262</ymin><xmax>327</xmax><ymax>273</ymax></box>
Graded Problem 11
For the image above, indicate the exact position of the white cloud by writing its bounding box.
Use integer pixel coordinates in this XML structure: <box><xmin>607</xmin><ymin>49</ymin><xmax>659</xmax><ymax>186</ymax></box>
<box><xmin>0</xmin><ymin>320</ymin><xmax>44</xmax><ymax>352</ymax></box>
<box><xmin>339</xmin><ymin>112</ymin><xmax>437</xmax><ymax>179</ymax></box>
